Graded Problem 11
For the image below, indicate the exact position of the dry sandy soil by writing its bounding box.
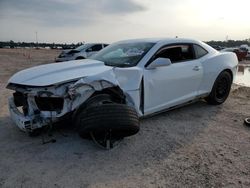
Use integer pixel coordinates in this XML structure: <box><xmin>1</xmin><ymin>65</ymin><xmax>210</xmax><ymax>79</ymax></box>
<box><xmin>0</xmin><ymin>49</ymin><xmax>250</xmax><ymax>188</ymax></box>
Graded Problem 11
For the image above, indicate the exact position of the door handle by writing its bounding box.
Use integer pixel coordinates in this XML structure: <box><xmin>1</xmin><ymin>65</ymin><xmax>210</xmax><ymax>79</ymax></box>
<box><xmin>193</xmin><ymin>66</ymin><xmax>201</xmax><ymax>71</ymax></box>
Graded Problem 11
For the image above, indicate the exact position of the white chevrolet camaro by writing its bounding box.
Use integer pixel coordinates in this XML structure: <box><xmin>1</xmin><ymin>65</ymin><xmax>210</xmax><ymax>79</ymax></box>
<box><xmin>7</xmin><ymin>38</ymin><xmax>238</xmax><ymax>148</ymax></box>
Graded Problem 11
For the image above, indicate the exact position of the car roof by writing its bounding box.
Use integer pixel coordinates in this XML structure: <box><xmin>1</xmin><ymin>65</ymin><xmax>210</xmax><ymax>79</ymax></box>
<box><xmin>117</xmin><ymin>38</ymin><xmax>200</xmax><ymax>44</ymax></box>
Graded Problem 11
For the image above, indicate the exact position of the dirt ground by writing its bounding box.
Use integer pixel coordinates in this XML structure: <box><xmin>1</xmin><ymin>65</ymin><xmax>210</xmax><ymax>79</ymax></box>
<box><xmin>0</xmin><ymin>49</ymin><xmax>250</xmax><ymax>188</ymax></box>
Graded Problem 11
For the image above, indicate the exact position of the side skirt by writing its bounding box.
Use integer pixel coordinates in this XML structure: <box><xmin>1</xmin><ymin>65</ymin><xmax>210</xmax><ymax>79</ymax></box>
<box><xmin>141</xmin><ymin>93</ymin><xmax>208</xmax><ymax>119</ymax></box>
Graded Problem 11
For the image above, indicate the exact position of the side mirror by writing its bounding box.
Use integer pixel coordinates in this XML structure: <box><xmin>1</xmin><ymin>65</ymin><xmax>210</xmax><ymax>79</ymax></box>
<box><xmin>147</xmin><ymin>58</ymin><xmax>171</xmax><ymax>69</ymax></box>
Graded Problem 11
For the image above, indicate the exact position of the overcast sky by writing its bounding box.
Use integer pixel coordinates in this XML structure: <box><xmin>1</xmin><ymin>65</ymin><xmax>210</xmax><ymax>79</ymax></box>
<box><xmin>0</xmin><ymin>0</ymin><xmax>250</xmax><ymax>43</ymax></box>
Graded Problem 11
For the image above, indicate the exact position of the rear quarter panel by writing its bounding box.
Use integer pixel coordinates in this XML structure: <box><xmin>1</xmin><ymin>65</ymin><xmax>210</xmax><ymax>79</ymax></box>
<box><xmin>199</xmin><ymin>52</ymin><xmax>238</xmax><ymax>95</ymax></box>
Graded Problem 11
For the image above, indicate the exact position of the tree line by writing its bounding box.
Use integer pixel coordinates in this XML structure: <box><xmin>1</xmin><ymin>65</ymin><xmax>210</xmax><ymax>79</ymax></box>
<box><xmin>1</xmin><ymin>39</ymin><xmax>250</xmax><ymax>49</ymax></box>
<box><xmin>0</xmin><ymin>40</ymin><xmax>84</xmax><ymax>49</ymax></box>
<box><xmin>205</xmin><ymin>39</ymin><xmax>250</xmax><ymax>47</ymax></box>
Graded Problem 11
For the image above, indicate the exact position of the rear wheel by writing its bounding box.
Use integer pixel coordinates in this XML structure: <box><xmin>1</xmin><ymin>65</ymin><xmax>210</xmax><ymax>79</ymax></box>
<box><xmin>205</xmin><ymin>71</ymin><xmax>232</xmax><ymax>105</ymax></box>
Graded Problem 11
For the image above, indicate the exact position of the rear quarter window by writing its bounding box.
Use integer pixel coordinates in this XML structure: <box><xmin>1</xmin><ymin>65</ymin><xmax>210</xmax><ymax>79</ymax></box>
<box><xmin>194</xmin><ymin>44</ymin><xmax>208</xmax><ymax>59</ymax></box>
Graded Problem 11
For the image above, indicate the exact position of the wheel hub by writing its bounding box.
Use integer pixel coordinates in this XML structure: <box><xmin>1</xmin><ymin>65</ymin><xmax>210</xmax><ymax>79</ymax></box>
<box><xmin>90</xmin><ymin>130</ymin><xmax>124</xmax><ymax>149</ymax></box>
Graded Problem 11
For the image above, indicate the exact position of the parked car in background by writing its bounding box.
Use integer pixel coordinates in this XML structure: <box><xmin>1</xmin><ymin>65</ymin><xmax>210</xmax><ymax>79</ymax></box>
<box><xmin>209</xmin><ymin>45</ymin><xmax>224</xmax><ymax>51</ymax></box>
<box><xmin>56</xmin><ymin>43</ymin><xmax>109</xmax><ymax>62</ymax></box>
<box><xmin>240</xmin><ymin>44</ymin><xmax>250</xmax><ymax>51</ymax></box>
<box><xmin>221</xmin><ymin>48</ymin><xmax>247</xmax><ymax>61</ymax></box>
<box><xmin>240</xmin><ymin>45</ymin><xmax>250</xmax><ymax>60</ymax></box>
<box><xmin>7</xmin><ymin>38</ymin><xmax>238</xmax><ymax>149</ymax></box>
<box><xmin>246</xmin><ymin>52</ymin><xmax>250</xmax><ymax>60</ymax></box>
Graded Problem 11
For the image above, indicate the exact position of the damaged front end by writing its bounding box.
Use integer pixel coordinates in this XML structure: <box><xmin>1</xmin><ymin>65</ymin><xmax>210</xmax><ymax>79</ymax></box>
<box><xmin>6</xmin><ymin>78</ymin><xmax>121</xmax><ymax>132</ymax></box>
<box><xmin>6</xmin><ymin>59</ymin><xmax>144</xmax><ymax>133</ymax></box>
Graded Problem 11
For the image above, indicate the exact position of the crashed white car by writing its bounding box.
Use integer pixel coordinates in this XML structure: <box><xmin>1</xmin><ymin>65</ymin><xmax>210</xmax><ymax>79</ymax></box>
<box><xmin>7</xmin><ymin>38</ymin><xmax>238</xmax><ymax>148</ymax></box>
<box><xmin>55</xmin><ymin>43</ymin><xmax>109</xmax><ymax>62</ymax></box>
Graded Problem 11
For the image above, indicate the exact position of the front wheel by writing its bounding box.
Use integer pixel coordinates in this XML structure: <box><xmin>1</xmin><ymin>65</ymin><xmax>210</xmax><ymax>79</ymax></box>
<box><xmin>80</xmin><ymin>104</ymin><xmax>140</xmax><ymax>149</ymax></box>
<box><xmin>205</xmin><ymin>71</ymin><xmax>232</xmax><ymax>105</ymax></box>
<box><xmin>75</xmin><ymin>95</ymin><xmax>140</xmax><ymax>149</ymax></box>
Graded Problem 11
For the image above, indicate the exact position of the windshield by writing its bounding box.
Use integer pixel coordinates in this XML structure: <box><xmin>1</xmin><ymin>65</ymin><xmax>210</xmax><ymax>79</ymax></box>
<box><xmin>74</xmin><ymin>44</ymin><xmax>92</xmax><ymax>52</ymax></box>
<box><xmin>91</xmin><ymin>42</ymin><xmax>155</xmax><ymax>67</ymax></box>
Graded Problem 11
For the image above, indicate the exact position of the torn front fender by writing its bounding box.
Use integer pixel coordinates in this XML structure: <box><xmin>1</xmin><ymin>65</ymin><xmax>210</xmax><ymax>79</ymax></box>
<box><xmin>67</xmin><ymin>67</ymin><xmax>143</xmax><ymax>115</ymax></box>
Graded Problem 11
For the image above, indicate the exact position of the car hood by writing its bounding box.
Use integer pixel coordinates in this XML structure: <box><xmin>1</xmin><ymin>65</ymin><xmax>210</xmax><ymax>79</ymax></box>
<box><xmin>8</xmin><ymin>60</ymin><xmax>114</xmax><ymax>86</ymax></box>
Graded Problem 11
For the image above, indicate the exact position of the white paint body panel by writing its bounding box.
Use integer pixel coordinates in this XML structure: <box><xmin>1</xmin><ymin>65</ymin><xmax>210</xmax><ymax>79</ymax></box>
<box><xmin>143</xmin><ymin>59</ymin><xmax>203</xmax><ymax>115</ymax></box>
<box><xmin>9</xmin><ymin>60</ymin><xmax>113</xmax><ymax>86</ymax></box>
<box><xmin>7</xmin><ymin>38</ymin><xmax>238</xmax><ymax>131</ymax></box>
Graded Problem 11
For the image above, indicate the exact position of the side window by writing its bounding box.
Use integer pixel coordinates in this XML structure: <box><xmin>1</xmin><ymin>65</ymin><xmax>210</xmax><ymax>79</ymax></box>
<box><xmin>193</xmin><ymin>44</ymin><xmax>208</xmax><ymax>58</ymax></box>
<box><xmin>103</xmin><ymin>44</ymin><xmax>109</xmax><ymax>48</ymax></box>
<box><xmin>155</xmin><ymin>44</ymin><xmax>195</xmax><ymax>63</ymax></box>
<box><xmin>91</xmin><ymin>44</ymin><xmax>103</xmax><ymax>52</ymax></box>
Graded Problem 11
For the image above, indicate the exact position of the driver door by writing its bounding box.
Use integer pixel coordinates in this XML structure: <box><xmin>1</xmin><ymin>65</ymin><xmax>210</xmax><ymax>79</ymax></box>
<box><xmin>143</xmin><ymin>44</ymin><xmax>203</xmax><ymax>115</ymax></box>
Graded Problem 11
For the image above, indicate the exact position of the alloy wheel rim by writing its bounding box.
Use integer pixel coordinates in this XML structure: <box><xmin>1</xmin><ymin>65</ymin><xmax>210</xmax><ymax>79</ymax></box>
<box><xmin>216</xmin><ymin>77</ymin><xmax>229</xmax><ymax>99</ymax></box>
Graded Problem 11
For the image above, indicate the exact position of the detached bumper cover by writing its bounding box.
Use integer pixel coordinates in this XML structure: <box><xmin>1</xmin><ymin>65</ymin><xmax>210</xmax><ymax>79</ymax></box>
<box><xmin>8</xmin><ymin>97</ymin><xmax>47</xmax><ymax>132</ymax></box>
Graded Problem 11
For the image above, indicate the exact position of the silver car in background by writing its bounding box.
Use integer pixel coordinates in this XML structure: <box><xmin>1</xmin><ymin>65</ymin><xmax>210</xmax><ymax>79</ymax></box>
<box><xmin>56</xmin><ymin>43</ymin><xmax>109</xmax><ymax>62</ymax></box>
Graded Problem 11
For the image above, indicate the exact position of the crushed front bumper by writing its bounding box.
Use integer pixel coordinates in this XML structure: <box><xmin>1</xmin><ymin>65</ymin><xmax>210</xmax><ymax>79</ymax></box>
<box><xmin>8</xmin><ymin>97</ymin><xmax>48</xmax><ymax>132</ymax></box>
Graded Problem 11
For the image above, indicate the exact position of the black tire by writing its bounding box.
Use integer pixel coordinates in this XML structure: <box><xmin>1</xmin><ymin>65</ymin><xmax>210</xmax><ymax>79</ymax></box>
<box><xmin>244</xmin><ymin>118</ymin><xmax>250</xmax><ymax>126</ymax></box>
<box><xmin>205</xmin><ymin>71</ymin><xmax>232</xmax><ymax>105</ymax></box>
<box><xmin>78</xmin><ymin>104</ymin><xmax>140</xmax><ymax>138</ymax></box>
<box><xmin>74</xmin><ymin>94</ymin><xmax>113</xmax><ymax>131</ymax></box>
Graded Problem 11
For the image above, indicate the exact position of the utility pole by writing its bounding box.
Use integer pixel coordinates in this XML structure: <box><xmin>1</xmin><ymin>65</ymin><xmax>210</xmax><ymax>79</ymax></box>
<box><xmin>35</xmin><ymin>31</ymin><xmax>38</xmax><ymax>49</ymax></box>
